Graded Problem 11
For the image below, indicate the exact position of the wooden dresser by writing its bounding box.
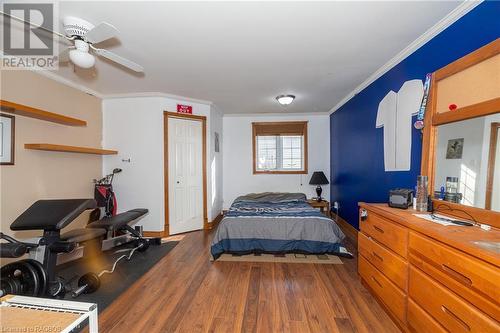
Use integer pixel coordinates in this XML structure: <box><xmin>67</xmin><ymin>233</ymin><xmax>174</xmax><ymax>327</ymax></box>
<box><xmin>358</xmin><ymin>203</ymin><xmax>500</xmax><ymax>333</ymax></box>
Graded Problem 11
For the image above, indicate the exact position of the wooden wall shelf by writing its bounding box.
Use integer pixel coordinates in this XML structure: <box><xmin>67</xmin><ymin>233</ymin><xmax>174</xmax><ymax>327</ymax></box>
<box><xmin>0</xmin><ymin>100</ymin><xmax>87</xmax><ymax>126</ymax></box>
<box><xmin>25</xmin><ymin>144</ymin><xmax>118</xmax><ymax>155</ymax></box>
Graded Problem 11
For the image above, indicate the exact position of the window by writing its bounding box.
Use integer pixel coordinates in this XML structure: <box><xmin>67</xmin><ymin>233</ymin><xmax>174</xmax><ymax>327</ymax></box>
<box><xmin>460</xmin><ymin>163</ymin><xmax>477</xmax><ymax>206</ymax></box>
<box><xmin>252</xmin><ymin>121</ymin><xmax>308</xmax><ymax>174</ymax></box>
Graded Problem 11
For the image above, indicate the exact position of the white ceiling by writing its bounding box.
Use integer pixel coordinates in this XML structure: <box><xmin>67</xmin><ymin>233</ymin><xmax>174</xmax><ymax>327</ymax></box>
<box><xmin>48</xmin><ymin>1</ymin><xmax>462</xmax><ymax>114</ymax></box>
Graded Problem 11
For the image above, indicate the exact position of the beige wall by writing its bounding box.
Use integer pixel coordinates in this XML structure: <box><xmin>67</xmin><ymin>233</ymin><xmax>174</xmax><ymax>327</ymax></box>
<box><xmin>0</xmin><ymin>71</ymin><xmax>102</xmax><ymax>239</ymax></box>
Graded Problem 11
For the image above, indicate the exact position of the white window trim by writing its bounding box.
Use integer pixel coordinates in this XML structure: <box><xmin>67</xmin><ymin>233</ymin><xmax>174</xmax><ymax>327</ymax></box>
<box><xmin>255</xmin><ymin>135</ymin><xmax>306</xmax><ymax>173</ymax></box>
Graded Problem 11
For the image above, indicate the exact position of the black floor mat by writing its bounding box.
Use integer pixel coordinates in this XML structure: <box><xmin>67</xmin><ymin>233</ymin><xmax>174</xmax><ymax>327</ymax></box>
<box><xmin>57</xmin><ymin>241</ymin><xmax>178</xmax><ymax>312</ymax></box>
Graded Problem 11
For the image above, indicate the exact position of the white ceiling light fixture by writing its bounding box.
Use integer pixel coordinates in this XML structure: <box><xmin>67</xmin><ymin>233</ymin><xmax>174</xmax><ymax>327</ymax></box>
<box><xmin>276</xmin><ymin>94</ymin><xmax>295</xmax><ymax>106</ymax></box>
<box><xmin>69</xmin><ymin>40</ymin><xmax>95</xmax><ymax>69</ymax></box>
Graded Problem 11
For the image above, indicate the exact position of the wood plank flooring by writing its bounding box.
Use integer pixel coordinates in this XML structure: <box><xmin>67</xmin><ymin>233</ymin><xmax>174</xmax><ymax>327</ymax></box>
<box><xmin>99</xmin><ymin>230</ymin><xmax>401</xmax><ymax>333</ymax></box>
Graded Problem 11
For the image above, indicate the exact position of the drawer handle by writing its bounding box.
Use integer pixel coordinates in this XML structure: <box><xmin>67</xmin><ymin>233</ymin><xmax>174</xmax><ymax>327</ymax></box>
<box><xmin>372</xmin><ymin>252</ymin><xmax>384</xmax><ymax>262</ymax></box>
<box><xmin>371</xmin><ymin>276</ymin><xmax>383</xmax><ymax>288</ymax></box>
<box><xmin>373</xmin><ymin>225</ymin><xmax>384</xmax><ymax>233</ymax></box>
<box><xmin>441</xmin><ymin>264</ymin><xmax>472</xmax><ymax>286</ymax></box>
<box><xmin>441</xmin><ymin>305</ymin><xmax>471</xmax><ymax>332</ymax></box>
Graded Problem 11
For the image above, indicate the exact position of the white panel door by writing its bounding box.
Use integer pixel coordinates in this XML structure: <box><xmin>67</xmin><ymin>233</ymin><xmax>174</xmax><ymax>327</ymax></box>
<box><xmin>168</xmin><ymin>117</ymin><xmax>203</xmax><ymax>234</ymax></box>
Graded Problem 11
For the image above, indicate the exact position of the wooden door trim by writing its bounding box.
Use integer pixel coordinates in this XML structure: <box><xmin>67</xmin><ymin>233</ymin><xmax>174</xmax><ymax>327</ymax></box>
<box><xmin>163</xmin><ymin>111</ymin><xmax>208</xmax><ymax>236</ymax></box>
<box><xmin>485</xmin><ymin>122</ymin><xmax>500</xmax><ymax>210</ymax></box>
<box><xmin>165</xmin><ymin>112</ymin><xmax>206</xmax><ymax>121</ymax></box>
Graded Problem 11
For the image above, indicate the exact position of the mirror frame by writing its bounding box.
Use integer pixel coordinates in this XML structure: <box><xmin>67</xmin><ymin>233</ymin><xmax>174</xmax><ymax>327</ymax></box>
<box><xmin>485</xmin><ymin>122</ymin><xmax>500</xmax><ymax>210</ymax></box>
<box><xmin>421</xmin><ymin>38</ymin><xmax>500</xmax><ymax>228</ymax></box>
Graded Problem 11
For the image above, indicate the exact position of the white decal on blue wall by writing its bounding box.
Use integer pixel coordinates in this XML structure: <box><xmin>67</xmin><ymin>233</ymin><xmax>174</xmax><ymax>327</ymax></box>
<box><xmin>376</xmin><ymin>80</ymin><xmax>424</xmax><ymax>171</ymax></box>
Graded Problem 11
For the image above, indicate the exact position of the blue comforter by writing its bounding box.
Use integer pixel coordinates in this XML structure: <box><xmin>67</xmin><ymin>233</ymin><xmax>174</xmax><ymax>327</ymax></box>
<box><xmin>210</xmin><ymin>192</ymin><xmax>348</xmax><ymax>259</ymax></box>
<box><xmin>225</xmin><ymin>200</ymin><xmax>326</xmax><ymax>218</ymax></box>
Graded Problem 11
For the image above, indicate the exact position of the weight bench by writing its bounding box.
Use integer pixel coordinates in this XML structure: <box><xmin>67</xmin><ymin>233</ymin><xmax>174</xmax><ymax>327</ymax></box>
<box><xmin>60</xmin><ymin>229</ymin><xmax>107</xmax><ymax>244</ymax></box>
<box><xmin>64</xmin><ymin>208</ymin><xmax>149</xmax><ymax>251</ymax></box>
<box><xmin>87</xmin><ymin>209</ymin><xmax>148</xmax><ymax>250</ymax></box>
<box><xmin>1</xmin><ymin>199</ymin><xmax>149</xmax><ymax>297</ymax></box>
<box><xmin>9</xmin><ymin>199</ymin><xmax>98</xmax><ymax>285</ymax></box>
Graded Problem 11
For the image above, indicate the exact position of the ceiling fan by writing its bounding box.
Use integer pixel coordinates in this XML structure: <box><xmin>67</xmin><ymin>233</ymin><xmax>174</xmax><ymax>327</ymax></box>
<box><xmin>59</xmin><ymin>16</ymin><xmax>143</xmax><ymax>72</ymax></box>
<box><xmin>1</xmin><ymin>13</ymin><xmax>143</xmax><ymax>73</ymax></box>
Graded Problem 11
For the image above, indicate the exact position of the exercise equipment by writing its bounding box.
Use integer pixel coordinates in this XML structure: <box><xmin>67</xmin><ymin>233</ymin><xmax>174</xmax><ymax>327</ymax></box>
<box><xmin>72</xmin><ymin>272</ymin><xmax>100</xmax><ymax>297</ymax></box>
<box><xmin>0</xmin><ymin>259</ymin><xmax>49</xmax><ymax>297</ymax></box>
<box><xmin>89</xmin><ymin>168</ymin><xmax>122</xmax><ymax>222</ymax></box>
<box><xmin>71</xmin><ymin>240</ymin><xmax>147</xmax><ymax>298</ymax></box>
<box><xmin>0</xmin><ymin>198</ymin><xmax>156</xmax><ymax>299</ymax></box>
<box><xmin>1</xmin><ymin>261</ymin><xmax>39</xmax><ymax>297</ymax></box>
<box><xmin>84</xmin><ymin>208</ymin><xmax>150</xmax><ymax>251</ymax></box>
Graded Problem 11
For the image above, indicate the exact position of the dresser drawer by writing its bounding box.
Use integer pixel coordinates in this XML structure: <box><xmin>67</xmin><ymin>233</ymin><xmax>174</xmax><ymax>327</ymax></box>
<box><xmin>360</xmin><ymin>210</ymin><xmax>408</xmax><ymax>257</ymax></box>
<box><xmin>359</xmin><ymin>255</ymin><xmax>406</xmax><ymax>323</ymax></box>
<box><xmin>408</xmin><ymin>299</ymin><xmax>446</xmax><ymax>333</ymax></box>
<box><xmin>409</xmin><ymin>266</ymin><xmax>500</xmax><ymax>333</ymax></box>
<box><xmin>358</xmin><ymin>232</ymin><xmax>408</xmax><ymax>290</ymax></box>
<box><xmin>409</xmin><ymin>232</ymin><xmax>500</xmax><ymax>320</ymax></box>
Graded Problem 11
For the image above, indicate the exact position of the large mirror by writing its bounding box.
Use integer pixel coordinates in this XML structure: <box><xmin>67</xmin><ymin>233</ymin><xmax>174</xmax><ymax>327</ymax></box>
<box><xmin>435</xmin><ymin>114</ymin><xmax>500</xmax><ymax>211</ymax></box>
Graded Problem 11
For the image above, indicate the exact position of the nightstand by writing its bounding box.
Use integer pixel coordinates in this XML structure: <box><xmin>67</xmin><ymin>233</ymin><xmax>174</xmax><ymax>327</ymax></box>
<box><xmin>307</xmin><ymin>199</ymin><xmax>330</xmax><ymax>217</ymax></box>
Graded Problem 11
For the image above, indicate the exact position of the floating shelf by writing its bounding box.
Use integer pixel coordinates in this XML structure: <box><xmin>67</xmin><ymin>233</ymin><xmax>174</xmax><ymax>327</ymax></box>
<box><xmin>25</xmin><ymin>144</ymin><xmax>118</xmax><ymax>155</ymax></box>
<box><xmin>0</xmin><ymin>100</ymin><xmax>87</xmax><ymax>126</ymax></box>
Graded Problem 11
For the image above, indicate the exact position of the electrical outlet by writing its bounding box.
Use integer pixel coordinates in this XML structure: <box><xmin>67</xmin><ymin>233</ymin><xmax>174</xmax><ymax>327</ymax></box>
<box><xmin>333</xmin><ymin>201</ymin><xmax>339</xmax><ymax>210</ymax></box>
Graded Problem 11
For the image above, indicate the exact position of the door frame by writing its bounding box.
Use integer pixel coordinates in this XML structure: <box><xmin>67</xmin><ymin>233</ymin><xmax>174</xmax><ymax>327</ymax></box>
<box><xmin>485</xmin><ymin>122</ymin><xmax>500</xmax><ymax>210</ymax></box>
<box><xmin>163</xmin><ymin>111</ymin><xmax>208</xmax><ymax>236</ymax></box>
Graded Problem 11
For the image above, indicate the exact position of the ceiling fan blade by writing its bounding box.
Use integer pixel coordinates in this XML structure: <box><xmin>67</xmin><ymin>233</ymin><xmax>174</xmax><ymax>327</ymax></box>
<box><xmin>85</xmin><ymin>22</ymin><xmax>119</xmax><ymax>44</ymax></box>
<box><xmin>92</xmin><ymin>47</ymin><xmax>143</xmax><ymax>72</ymax></box>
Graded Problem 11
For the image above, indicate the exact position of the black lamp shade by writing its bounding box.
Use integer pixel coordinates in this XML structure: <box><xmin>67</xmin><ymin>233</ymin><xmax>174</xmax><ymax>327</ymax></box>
<box><xmin>309</xmin><ymin>172</ymin><xmax>329</xmax><ymax>185</ymax></box>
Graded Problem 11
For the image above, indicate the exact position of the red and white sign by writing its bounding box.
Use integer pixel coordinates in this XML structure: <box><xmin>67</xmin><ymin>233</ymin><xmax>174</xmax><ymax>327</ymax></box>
<box><xmin>177</xmin><ymin>104</ymin><xmax>193</xmax><ymax>114</ymax></box>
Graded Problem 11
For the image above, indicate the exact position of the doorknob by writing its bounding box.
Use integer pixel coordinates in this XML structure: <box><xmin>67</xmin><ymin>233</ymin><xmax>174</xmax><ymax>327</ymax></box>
<box><xmin>176</xmin><ymin>181</ymin><xmax>180</xmax><ymax>184</ymax></box>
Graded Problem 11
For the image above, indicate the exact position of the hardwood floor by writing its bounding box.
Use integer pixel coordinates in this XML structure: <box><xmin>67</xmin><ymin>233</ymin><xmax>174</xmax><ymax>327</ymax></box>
<box><xmin>99</xmin><ymin>230</ymin><xmax>401</xmax><ymax>333</ymax></box>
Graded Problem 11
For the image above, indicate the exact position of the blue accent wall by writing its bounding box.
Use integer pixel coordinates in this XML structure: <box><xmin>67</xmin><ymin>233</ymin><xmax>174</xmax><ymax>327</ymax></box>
<box><xmin>330</xmin><ymin>2</ymin><xmax>500</xmax><ymax>229</ymax></box>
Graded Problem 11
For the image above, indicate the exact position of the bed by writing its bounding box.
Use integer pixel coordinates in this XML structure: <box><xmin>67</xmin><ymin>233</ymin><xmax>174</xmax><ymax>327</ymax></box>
<box><xmin>210</xmin><ymin>192</ymin><xmax>351</xmax><ymax>260</ymax></box>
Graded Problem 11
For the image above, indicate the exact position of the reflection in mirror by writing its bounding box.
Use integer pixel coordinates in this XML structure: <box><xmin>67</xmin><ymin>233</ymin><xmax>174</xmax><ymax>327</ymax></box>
<box><xmin>435</xmin><ymin>114</ymin><xmax>500</xmax><ymax>212</ymax></box>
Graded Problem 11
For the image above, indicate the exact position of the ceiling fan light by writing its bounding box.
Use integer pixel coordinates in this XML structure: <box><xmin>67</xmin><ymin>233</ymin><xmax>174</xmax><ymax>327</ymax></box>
<box><xmin>276</xmin><ymin>95</ymin><xmax>295</xmax><ymax>106</ymax></box>
<box><xmin>69</xmin><ymin>49</ymin><xmax>95</xmax><ymax>69</ymax></box>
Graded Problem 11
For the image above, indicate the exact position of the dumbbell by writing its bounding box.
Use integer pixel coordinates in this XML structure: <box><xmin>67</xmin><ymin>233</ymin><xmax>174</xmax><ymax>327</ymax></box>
<box><xmin>136</xmin><ymin>238</ymin><xmax>150</xmax><ymax>252</ymax></box>
<box><xmin>71</xmin><ymin>272</ymin><xmax>101</xmax><ymax>298</ymax></box>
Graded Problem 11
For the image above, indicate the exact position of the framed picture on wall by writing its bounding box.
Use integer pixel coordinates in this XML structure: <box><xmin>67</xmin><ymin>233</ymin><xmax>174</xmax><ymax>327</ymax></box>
<box><xmin>215</xmin><ymin>132</ymin><xmax>220</xmax><ymax>153</ymax></box>
<box><xmin>0</xmin><ymin>114</ymin><xmax>15</xmax><ymax>165</ymax></box>
<box><xmin>446</xmin><ymin>138</ymin><xmax>464</xmax><ymax>159</ymax></box>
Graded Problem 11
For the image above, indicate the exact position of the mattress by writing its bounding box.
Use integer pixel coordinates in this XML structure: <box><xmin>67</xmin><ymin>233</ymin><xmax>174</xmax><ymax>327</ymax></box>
<box><xmin>210</xmin><ymin>192</ymin><xmax>350</xmax><ymax>260</ymax></box>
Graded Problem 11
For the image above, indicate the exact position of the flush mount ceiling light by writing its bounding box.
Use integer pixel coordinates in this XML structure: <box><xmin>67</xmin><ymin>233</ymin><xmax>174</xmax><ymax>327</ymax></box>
<box><xmin>276</xmin><ymin>94</ymin><xmax>295</xmax><ymax>106</ymax></box>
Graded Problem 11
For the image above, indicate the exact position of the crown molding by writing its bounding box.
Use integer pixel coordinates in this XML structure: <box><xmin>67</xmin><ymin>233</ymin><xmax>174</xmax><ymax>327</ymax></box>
<box><xmin>329</xmin><ymin>0</ymin><xmax>482</xmax><ymax>114</ymax></box>
<box><xmin>34</xmin><ymin>72</ymin><xmax>213</xmax><ymax>106</ymax></box>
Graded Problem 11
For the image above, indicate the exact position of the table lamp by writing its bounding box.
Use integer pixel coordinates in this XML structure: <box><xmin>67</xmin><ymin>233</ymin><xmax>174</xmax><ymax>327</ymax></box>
<box><xmin>309</xmin><ymin>171</ymin><xmax>329</xmax><ymax>202</ymax></box>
